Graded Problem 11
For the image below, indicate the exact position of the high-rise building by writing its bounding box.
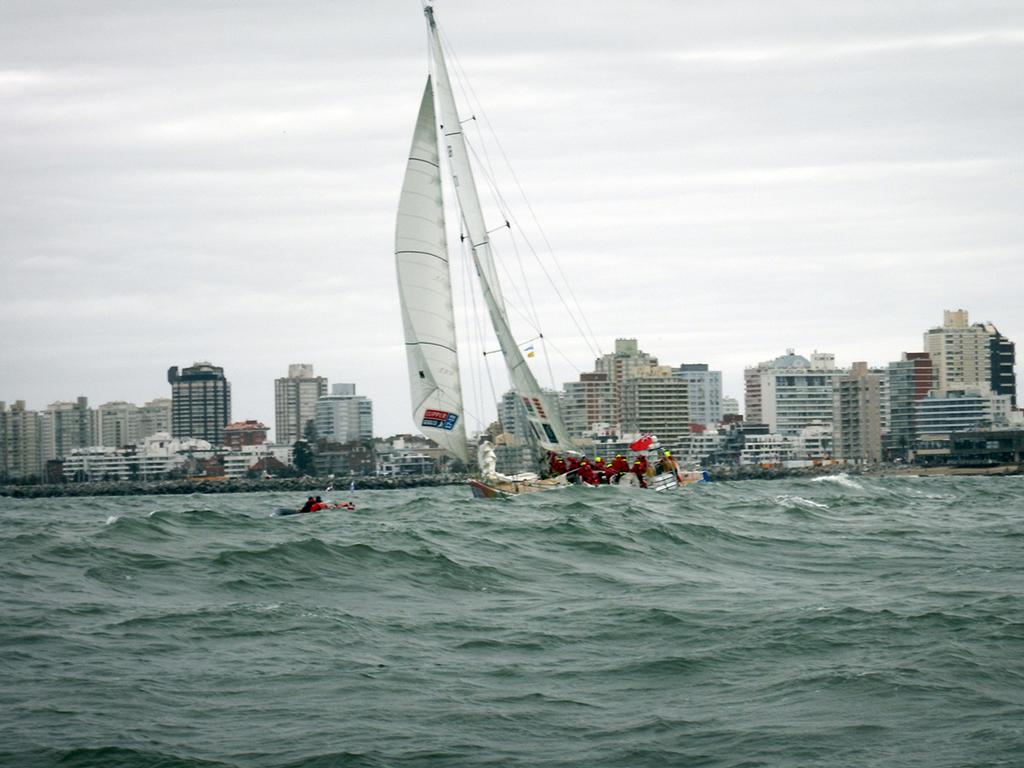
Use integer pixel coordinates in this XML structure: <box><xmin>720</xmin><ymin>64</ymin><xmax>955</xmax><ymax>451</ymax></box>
<box><xmin>924</xmin><ymin>310</ymin><xmax>993</xmax><ymax>393</ymax></box>
<box><xmin>1</xmin><ymin>402</ymin><xmax>44</xmax><ymax>480</ymax></box>
<box><xmin>985</xmin><ymin>323</ymin><xmax>1017</xmax><ymax>407</ymax></box>
<box><xmin>593</xmin><ymin>338</ymin><xmax>661</xmax><ymax>428</ymax></box>
<box><xmin>43</xmin><ymin>396</ymin><xmax>93</xmax><ymax>461</ymax></box>
<box><xmin>562</xmin><ymin>373</ymin><xmax>616</xmax><ymax>438</ymax></box>
<box><xmin>886</xmin><ymin>352</ymin><xmax>933</xmax><ymax>460</ymax></box>
<box><xmin>672</xmin><ymin>363</ymin><xmax>723</xmax><ymax>427</ymax></box>
<box><xmin>833</xmin><ymin>362</ymin><xmax>884</xmax><ymax>464</ymax></box>
<box><xmin>721</xmin><ymin>396</ymin><xmax>740</xmax><ymax>418</ymax></box>
<box><xmin>744</xmin><ymin>350</ymin><xmax>846</xmax><ymax>436</ymax></box>
<box><xmin>94</xmin><ymin>399</ymin><xmax>173</xmax><ymax>448</ymax></box>
<box><xmin>621</xmin><ymin>373</ymin><xmax>690</xmax><ymax>453</ymax></box>
<box><xmin>94</xmin><ymin>401</ymin><xmax>139</xmax><ymax>448</ymax></box>
<box><xmin>314</xmin><ymin>383</ymin><xmax>373</xmax><ymax>443</ymax></box>
<box><xmin>275</xmin><ymin>364</ymin><xmax>328</xmax><ymax>445</ymax></box>
<box><xmin>168</xmin><ymin>362</ymin><xmax>232</xmax><ymax>444</ymax></box>
<box><xmin>138</xmin><ymin>398</ymin><xmax>172</xmax><ymax>439</ymax></box>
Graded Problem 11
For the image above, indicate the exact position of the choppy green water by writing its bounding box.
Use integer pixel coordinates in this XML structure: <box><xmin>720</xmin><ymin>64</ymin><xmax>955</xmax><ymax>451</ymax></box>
<box><xmin>1</xmin><ymin>475</ymin><xmax>1022</xmax><ymax>767</ymax></box>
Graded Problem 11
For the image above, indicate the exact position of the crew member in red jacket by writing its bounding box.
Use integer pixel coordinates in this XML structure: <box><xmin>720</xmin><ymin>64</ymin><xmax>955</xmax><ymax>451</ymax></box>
<box><xmin>631</xmin><ymin>458</ymin><xmax>648</xmax><ymax>488</ymax></box>
<box><xmin>609</xmin><ymin>454</ymin><xmax>630</xmax><ymax>481</ymax></box>
<box><xmin>577</xmin><ymin>459</ymin><xmax>597</xmax><ymax>486</ymax></box>
<box><xmin>549</xmin><ymin>453</ymin><xmax>568</xmax><ymax>476</ymax></box>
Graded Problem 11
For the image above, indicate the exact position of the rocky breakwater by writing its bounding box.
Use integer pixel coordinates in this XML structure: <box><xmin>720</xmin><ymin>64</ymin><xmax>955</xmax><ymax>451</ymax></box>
<box><xmin>1</xmin><ymin>474</ymin><xmax>469</xmax><ymax>499</ymax></box>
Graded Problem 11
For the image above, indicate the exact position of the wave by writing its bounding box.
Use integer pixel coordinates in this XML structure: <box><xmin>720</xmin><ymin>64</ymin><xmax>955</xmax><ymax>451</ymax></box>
<box><xmin>3</xmin><ymin>481</ymin><xmax>1023</xmax><ymax>768</ymax></box>
<box><xmin>3</xmin><ymin>746</ymin><xmax>238</xmax><ymax>768</ymax></box>
<box><xmin>811</xmin><ymin>472</ymin><xmax>864</xmax><ymax>490</ymax></box>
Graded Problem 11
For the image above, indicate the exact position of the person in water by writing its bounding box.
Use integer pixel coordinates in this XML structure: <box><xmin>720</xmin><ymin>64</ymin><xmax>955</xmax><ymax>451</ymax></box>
<box><xmin>299</xmin><ymin>496</ymin><xmax>315</xmax><ymax>513</ymax></box>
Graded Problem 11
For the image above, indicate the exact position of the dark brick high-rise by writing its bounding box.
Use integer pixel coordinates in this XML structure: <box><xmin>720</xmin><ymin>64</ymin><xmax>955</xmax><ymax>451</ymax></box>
<box><xmin>168</xmin><ymin>362</ymin><xmax>232</xmax><ymax>445</ymax></box>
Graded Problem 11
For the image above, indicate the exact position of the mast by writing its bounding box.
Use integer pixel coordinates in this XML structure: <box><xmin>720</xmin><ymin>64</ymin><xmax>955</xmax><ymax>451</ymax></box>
<box><xmin>395</xmin><ymin>77</ymin><xmax>469</xmax><ymax>464</ymax></box>
<box><xmin>424</xmin><ymin>6</ymin><xmax>574</xmax><ymax>457</ymax></box>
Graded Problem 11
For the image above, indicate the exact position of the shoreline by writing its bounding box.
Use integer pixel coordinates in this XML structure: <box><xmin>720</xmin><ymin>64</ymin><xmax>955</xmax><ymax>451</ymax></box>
<box><xmin>0</xmin><ymin>474</ymin><xmax>468</xmax><ymax>499</ymax></box>
<box><xmin>2</xmin><ymin>463</ymin><xmax>1020</xmax><ymax>499</ymax></box>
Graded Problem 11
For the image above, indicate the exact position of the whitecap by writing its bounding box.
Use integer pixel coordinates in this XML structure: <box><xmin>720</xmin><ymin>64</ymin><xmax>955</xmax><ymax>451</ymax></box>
<box><xmin>775</xmin><ymin>495</ymin><xmax>830</xmax><ymax>510</ymax></box>
<box><xmin>105</xmin><ymin>515</ymin><xmax>119</xmax><ymax>525</ymax></box>
<box><xmin>811</xmin><ymin>473</ymin><xmax>863</xmax><ymax>490</ymax></box>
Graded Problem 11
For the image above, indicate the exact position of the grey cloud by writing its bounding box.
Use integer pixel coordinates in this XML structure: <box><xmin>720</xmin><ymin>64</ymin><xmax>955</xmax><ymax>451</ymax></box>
<box><xmin>2</xmin><ymin>0</ymin><xmax>1022</xmax><ymax>437</ymax></box>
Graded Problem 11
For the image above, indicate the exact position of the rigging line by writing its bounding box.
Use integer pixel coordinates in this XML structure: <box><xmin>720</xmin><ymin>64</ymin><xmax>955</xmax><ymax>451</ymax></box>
<box><xmin>444</xmin><ymin>42</ymin><xmax>603</xmax><ymax>358</ymax></box>
<box><xmin>464</xmin><ymin>234</ymin><xmax>502</xmax><ymax>435</ymax></box>
<box><xmin>440</xmin><ymin>27</ymin><xmax>599</xmax><ymax>361</ymax></box>
<box><xmin>438</xmin><ymin>30</ymin><xmax>550</xmax><ymax>339</ymax></box>
<box><xmin>462</xmin><ymin>137</ymin><xmax>543</xmax><ymax>331</ymax></box>
<box><xmin>461</xmin><ymin>138</ymin><xmax>544</xmax><ymax>334</ymax></box>
<box><xmin>536</xmin><ymin>332</ymin><xmax>583</xmax><ymax>378</ymax></box>
<box><xmin>486</xmin><ymin>239</ymin><xmax>542</xmax><ymax>336</ymax></box>
<box><xmin>464</xmin><ymin>138</ymin><xmax>601</xmax><ymax>360</ymax></box>
<box><xmin>541</xmin><ymin>336</ymin><xmax>559</xmax><ymax>393</ymax></box>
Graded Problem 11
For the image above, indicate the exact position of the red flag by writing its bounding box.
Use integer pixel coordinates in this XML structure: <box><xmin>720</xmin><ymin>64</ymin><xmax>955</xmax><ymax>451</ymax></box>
<box><xmin>629</xmin><ymin>434</ymin><xmax>654</xmax><ymax>452</ymax></box>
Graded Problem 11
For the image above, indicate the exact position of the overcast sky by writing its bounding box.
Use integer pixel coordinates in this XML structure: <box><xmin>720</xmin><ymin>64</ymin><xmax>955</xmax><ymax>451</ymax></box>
<box><xmin>2</xmin><ymin>0</ymin><xmax>1022</xmax><ymax>440</ymax></box>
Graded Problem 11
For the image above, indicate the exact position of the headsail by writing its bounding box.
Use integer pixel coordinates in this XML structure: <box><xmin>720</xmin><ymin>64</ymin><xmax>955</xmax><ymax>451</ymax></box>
<box><xmin>425</xmin><ymin>7</ymin><xmax>574</xmax><ymax>457</ymax></box>
<box><xmin>395</xmin><ymin>77</ymin><xmax>469</xmax><ymax>464</ymax></box>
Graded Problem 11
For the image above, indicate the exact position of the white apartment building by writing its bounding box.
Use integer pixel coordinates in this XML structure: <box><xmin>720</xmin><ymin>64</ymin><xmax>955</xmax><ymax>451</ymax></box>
<box><xmin>621</xmin><ymin>372</ymin><xmax>690</xmax><ymax>454</ymax></box>
<box><xmin>0</xmin><ymin>400</ymin><xmax>44</xmax><ymax>481</ymax></box>
<box><xmin>672</xmin><ymin>364</ymin><xmax>723</xmax><ymax>427</ymax></box>
<box><xmin>561</xmin><ymin>373</ymin><xmax>616</xmax><ymax>438</ymax></box>
<box><xmin>315</xmin><ymin>384</ymin><xmax>373</xmax><ymax>443</ymax></box>
<box><xmin>139</xmin><ymin>398</ymin><xmax>172</xmax><ymax>440</ymax></box>
<box><xmin>43</xmin><ymin>397</ymin><xmax>93</xmax><ymax>461</ymax></box>
<box><xmin>94</xmin><ymin>399</ymin><xmax>173</xmax><ymax>449</ymax></box>
<box><xmin>221</xmin><ymin>444</ymin><xmax>293</xmax><ymax>478</ymax></box>
<box><xmin>62</xmin><ymin>433</ymin><xmax>217</xmax><ymax>481</ymax></box>
<box><xmin>94</xmin><ymin>401</ymin><xmax>139</xmax><ymax>448</ymax></box>
<box><xmin>914</xmin><ymin>387</ymin><xmax>1011</xmax><ymax>440</ymax></box>
<box><xmin>739</xmin><ymin>433</ymin><xmax>792</xmax><ymax>466</ymax></box>
<box><xmin>793</xmin><ymin>424</ymin><xmax>833</xmax><ymax>460</ymax></box>
<box><xmin>275</xmin><ymin>364</ymin><xmax>328</xmax><ymax>444</ymax></box>
<box><xmin>593</xmin><ymin>338</ymin><xmax>661</xmax><ymax>427</ymax></box>
<box><xmin>924</xmin><ymin>310</ymin><xmax>992</xmax><ymax>393</ymax></box>
<box><xmin>722</xmin><ymin>396</ymin><xmax>740</xmax><ymax>418</ymax></box>
<box><xmin>744</xmin><ymin>350</ymin><xmax>846</xmax><ymax>436</ymax></box>
<box><xmin>678</xmin><ymin>429</ymin><xmax>726</xmax><ymax>465</ymax></box>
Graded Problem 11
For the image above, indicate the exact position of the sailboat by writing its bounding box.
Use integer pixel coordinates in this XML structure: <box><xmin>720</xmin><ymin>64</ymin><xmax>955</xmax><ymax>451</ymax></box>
<box><xmin>395</xmin><ymin>6</ymin><xmax>699</xmax><ymax>498</ymax></box>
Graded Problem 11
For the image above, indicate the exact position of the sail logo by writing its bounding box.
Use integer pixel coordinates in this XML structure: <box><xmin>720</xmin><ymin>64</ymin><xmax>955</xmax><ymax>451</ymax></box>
<box><xmin>422</xmin><ymin>409</ymin><xmax>459</xmax><ymax>430</ymax></box>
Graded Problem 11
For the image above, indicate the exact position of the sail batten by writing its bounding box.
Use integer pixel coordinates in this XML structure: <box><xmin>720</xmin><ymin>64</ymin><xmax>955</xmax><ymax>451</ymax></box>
<box><xmin>395</xmin><ymin>77</ymin><xmax>469</xmax><ymax>464</ymax></box>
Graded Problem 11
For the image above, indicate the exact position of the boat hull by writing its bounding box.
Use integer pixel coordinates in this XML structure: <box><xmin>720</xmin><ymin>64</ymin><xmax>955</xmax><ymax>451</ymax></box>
<box><xmin>469</xmin><ymin>470</ymin><xmax>707</xmax><ymax>498</ymax></box>
<box><xmin>468</xmin><ymin>476</ymin><xmax>569</xmax><ymax>498</ymax></box>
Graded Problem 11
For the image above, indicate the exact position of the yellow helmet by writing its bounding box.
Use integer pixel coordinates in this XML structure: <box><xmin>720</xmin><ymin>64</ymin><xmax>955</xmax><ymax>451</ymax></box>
<box><xmin>664</xmin><ymin>450</ymin><xmax>671</xmax><ymax>456</ymax></box>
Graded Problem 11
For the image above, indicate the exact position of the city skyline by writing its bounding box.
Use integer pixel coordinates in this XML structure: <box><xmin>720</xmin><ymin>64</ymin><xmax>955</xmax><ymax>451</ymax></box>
<box><xmin>2</xmin><ymin>305</ymin><xmax>1017</xmax><ymax>448</ymax></box>
<box><xmin>3</xmin><ymin>1</ymin><xmax>1022</xmax><ymax>438</ymax></box>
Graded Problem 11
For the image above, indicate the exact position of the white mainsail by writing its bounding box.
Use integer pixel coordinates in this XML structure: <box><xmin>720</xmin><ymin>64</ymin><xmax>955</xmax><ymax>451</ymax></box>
<box><xmin>424</xmin><ymin>7</ymin><xmax>574</xmax><ymax>457</ymax></box>
<box><xmin>395</xmin><ymin>77</ymin><xmax>469</xmax><ymax>464</ymax></box>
